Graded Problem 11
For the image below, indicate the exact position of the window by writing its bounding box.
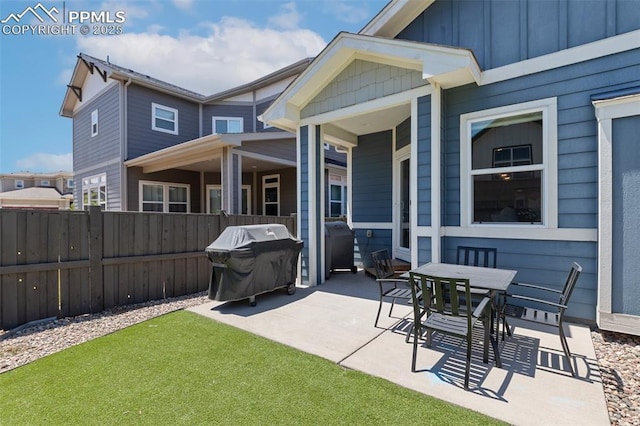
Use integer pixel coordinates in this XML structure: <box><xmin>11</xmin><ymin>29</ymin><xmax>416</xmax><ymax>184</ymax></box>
<box><xmin>91</xmin><ymin>109</ymin><xmax>98</xmax><ymax>137</ymax></box>
<box><xmin>461</xmin><ymin>98</ymin><xmax>557</xmax><ymax>226</ymax></box>
<box><xmin>329</xmin><ymin>174</ymin><xmax>347</xmax><ymax>217</ymax></box>
<box><xmin>206</xmin><ymin>185</ymin><xmax>222</xmax><ymax>214</ymax></box>
<box><xmin>213</xmin><ymin>117</ymin><xmax>243</xmax><ymax>134</ymax></box>
<box><xmin>140</xmin><ymin>181</ymin><xmax>189</xmax><ymax>213</ymax></box>
<box><xmin>15</xmin><ymin>180</ymin><xmax>24</xmax><ymax>189</ymax></box>
<box><xmin>152</xmin><ymin>103</ymin><xmax>178</xmax><ymax>135</ymax></box>
<box><xmin>40</xmin><ymin>180</ymin><xmax>50</xmax><ymax>186</ymax></box>
<box><xmin>242</xmin><ymin>185</ymin><xmax>251</xmax><ymax>215</ymax></box>
<box><xmin>262</xmin><ymin>174</ymin><xmax>280</xmax><ymax>216</ymax></box>
<box><xmin>82</xmin><ymin>174</ymin><xmax>107</xmax><ymax>210</ymax></box>
<box><xmin>67</xmin><ymin>179</ymin><xmax>75</xmax><ymax>188</ymax></box>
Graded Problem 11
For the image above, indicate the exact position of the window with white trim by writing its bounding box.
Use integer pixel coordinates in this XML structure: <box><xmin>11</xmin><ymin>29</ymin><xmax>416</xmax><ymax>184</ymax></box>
<box><xmin>213</xmin><ymin>117</ymin><xmax>243</xmax><ymax>134</ymax></box>
<box><xmin>152</xmin><ymin>103</ymin><xmax>178</xmax><ymax>135</ymax></box>
<box><xmin>263</xmin><ymin>174</ymin><xmax>280</xmax><ymax>216</ymax></box>
<box><xmin>242</xmin><ymin>185</ymin><xmax>251</xmax><ymax>215</ymax></box>
<box><xmin>67</xmin><ymin>179</ymin><xmax>75</xmax><ymax>188</ymax></box>
<box><xmin>15</xmin><ymin>180</ymin><xmax>24</xmax><ymax>189</ymax></box>
<box><xmin>206</xmin><ymin>185</ymin><xmax>222</xmax><ymax>214</ymax></box>
<box><xmin>40</xmin><ymin>180</ymin><xmax>50</xmax><ymax>186</ymax></box>
<box><xmin>461</xmin><ymin>98</ymin><xmax>557</xmax><ymax>226</ymax></box>
<box><xmin>140</xmin><ymin>181</ymin><xmax>189</xmax><ymax>213</ymax></box>
<box><xmin>329</xmin><ymin>174</ymin><xmax>347</xmax><ymax>217</ymax></box>
<box><xmin>91</xmin><ymin>109</ymin><xmax>98</xmax><ymax>137</ymax></box>
<box><xmin>82</xmin><ymin>174</ymin><xmax>107</xmax><ymax>210</ymax></box>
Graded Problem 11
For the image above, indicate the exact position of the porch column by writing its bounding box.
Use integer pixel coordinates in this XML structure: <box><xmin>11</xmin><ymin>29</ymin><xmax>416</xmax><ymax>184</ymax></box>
<box><xmin>297</xmin><ymin>124</ymin><xmax>324</xmax><ymax>286</ymax></box>
<box><xmin>221</xmin><ymin>147</ymin><xmax>239</xmax><ymax>214</ymax></box>
<box><xmin>430</xmin><ymin>83</ymin><xmax>442</xmax><ymax>263</ymax></box>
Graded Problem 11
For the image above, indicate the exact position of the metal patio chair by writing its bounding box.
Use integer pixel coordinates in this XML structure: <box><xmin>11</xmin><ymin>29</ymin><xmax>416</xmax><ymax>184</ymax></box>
<box><xmin>409</xmin><ymin>272</ymin><xmax>500</xmax><ymax>390</ymax></box>
<box><xmin>502</xmin><ymin>262</ymin><xmax>582</xmax><ymax>377</ymax></box>
<box><xmin>371</xmin><ymin>249</ymin><xmax>414</xmax><ymax>328</ymax></box>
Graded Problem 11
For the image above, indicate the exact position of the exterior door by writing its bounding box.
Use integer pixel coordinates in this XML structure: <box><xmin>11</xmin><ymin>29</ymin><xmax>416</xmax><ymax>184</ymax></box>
<box><xmin>394</xmin><ymin>148</ymin><xmax>411</xmax><ymax>261</ymax></box>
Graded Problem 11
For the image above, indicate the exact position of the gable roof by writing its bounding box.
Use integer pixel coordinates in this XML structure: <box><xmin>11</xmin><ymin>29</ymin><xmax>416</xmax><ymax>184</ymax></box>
<box><xmin>60</xmin><ymin>54</ymin><xmax>313</xmax><ymax>117</ymax></box>
<box><xmin>261</xmin><ymin>32</ymin><xmax>480</xmax><ymax>132</ymax></box>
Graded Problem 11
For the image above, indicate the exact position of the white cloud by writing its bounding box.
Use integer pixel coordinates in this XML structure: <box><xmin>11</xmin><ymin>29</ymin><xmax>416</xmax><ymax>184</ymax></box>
<box><xmin>323</xmin><ymin>1</ymin><xmax>370</xmax><ymax>25</ymax></box>
<box><xmin>99</xmin><ymin>1</ymin><xmax>151</xmax><ymax>24</ymax></box>
<box><xmin>15</xmin><ymin>153</ymin><xmax>73</xmax><ymax>172</ymax></box>
<box><xmin>172</xmin><ymin>0</ymin><xmax>194</xmax><ymax>12</ymax></box>
<box><xmin>268</xmin><ymin>2</ymin><xmax>302</xmax><ymax>30</ymax></box>
<box><xmin>75</xmin><ymin>15</ymin><xmax>326</xmax><ymax>94</ymax></box>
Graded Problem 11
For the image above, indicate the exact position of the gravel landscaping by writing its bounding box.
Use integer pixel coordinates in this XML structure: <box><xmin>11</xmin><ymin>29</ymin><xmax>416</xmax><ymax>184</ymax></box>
<box><xmin>1</xmin><ymin>293</ymin><xmax>638</xmax><ymax>425</ymax></box>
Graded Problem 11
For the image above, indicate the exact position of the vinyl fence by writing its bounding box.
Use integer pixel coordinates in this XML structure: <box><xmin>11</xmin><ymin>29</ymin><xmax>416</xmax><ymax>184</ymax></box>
<box><xmin>0</xmin><ymin>207</ymin><xmax>296</xmax><ymax>331</ymax></box>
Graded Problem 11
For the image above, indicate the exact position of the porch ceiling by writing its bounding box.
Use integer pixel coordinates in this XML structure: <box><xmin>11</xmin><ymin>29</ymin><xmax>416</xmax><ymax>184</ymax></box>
<box><xmin>331</xmin><ymin>103</ymin><xmax>411</xmax><ymax>136</ymax></box>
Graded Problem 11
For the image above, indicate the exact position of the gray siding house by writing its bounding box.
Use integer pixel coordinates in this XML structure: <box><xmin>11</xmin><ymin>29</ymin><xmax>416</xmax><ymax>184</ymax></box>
<box><xmin>60</xmin><ymin>54</ymin><xmax>347</xmax><ymax>218</ymax></box>
<box><xmin>262</xmin><ymin>0</ymin><xmax>640</xmax><ymax>334</ymax></box>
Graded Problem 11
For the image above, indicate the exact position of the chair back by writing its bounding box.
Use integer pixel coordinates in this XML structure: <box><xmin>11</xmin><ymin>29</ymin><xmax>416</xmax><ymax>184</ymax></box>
<box><xmin>559</xmin><ymin>262</ymin><xmax>582</xmax><ymax>310</ymax></box>
<box><xmin>409</xmin><ymin>272</ymin><xmax>472</xmax><ymax>325</ymax></box>
<box><xmin>371</xmin><ymin>249</ymin><xmax>395</xmax><ymax>280</ymax></box>
<box><xmin>456</xmin><ymin>246</ymin><xmax>497</xmax><ymax>268</ymax></box>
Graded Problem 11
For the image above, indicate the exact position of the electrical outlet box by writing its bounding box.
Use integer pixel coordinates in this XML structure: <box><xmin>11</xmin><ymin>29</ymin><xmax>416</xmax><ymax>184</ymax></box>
<box><xmin>366</xmin><ymin>230</ymin><xmax>373</xmax><ymax>238</ymax></box>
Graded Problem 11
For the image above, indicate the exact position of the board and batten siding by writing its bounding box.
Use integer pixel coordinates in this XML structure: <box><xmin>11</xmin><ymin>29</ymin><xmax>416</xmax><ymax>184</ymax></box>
<box><xmin>202</xmin><ymin>104</ymin><xmax>254</xmax><ymax>135</ymax></box>
<box><xmin>398</xmin><ymin>0</ymin><xmax>639</xmax><ymax>71</ymax></box>
<box><xmin>126</xmin><ymin>84</ymin><xmax>199</xmax><ymax>159</ymax></box>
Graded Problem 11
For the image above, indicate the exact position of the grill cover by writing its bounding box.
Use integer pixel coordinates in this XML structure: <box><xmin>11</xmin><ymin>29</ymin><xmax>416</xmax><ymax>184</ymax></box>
<box><xmin>205</xmin><ymin>224</ymin><xmax>303</xmax><ymax>301</ymax></box>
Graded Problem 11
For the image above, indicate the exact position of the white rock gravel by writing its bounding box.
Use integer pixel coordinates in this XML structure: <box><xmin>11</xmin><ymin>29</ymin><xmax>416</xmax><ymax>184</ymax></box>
<box><xmin>1</xmin><ymin>294</ymin><xmax>638</xmax><ymax>425</ymax></box>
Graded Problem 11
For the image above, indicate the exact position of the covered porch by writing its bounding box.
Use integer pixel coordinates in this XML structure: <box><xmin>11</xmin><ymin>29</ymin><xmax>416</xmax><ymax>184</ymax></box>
<box><xmin>262</xmin><ymin>32</ymin><xmax>481</xmax><ymax>285</ymax></box>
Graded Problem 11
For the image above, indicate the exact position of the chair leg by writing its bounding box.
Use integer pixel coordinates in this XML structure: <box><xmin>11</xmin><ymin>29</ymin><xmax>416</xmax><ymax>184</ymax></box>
<box><xmin>464</xmin><ymin>335</ymin><xmax>472</xmax><ymax>390</ymax></box>
<box><xmin>374</xmin><ymin>297</ymin><xmax>383</xmax><ymax>327</ymax></box>
<box><xmin>559</xmin><ymin>321</ymin><xmax>575</xmax><ymax>377</ymax></box>
<box><xmin>411</xmin><ymin>322</ymin><xmax>420</xmax><ymax>372</ymax></box>
<box><xmin>388</xmin><ymin>297</ymin><xmax>396</xmax><ymax>318</ymax></box>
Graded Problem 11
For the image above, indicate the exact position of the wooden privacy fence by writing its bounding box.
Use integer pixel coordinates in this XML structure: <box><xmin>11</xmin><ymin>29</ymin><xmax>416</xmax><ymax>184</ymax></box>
<box><xmin>0</xmin><ymin>207</ymin><xmax>296</xmax><ymax>331</ymax></box>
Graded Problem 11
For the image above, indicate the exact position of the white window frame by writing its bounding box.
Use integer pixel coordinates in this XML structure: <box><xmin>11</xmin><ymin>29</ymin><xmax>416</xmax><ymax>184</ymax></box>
<box><xmin>262</xmin><ymin>174</ymin><xmax>280</xmax><ymax>216</ymax></box>
<box><xmin>91</xmin><ymin>109</ymin><xmax>98</xmax><ymax>137</ymax></box>
<box><xmin>212</xmin><ymin>116</ymin><xmax>244</xmax><ymax>134</ymax></box>
<box><xmin>40</xmin><ymin>180</ymin><xmax>50</xmax><ymax>186</ymax></box>
<box><xmin>328</xmin><ymin>174</ymin><xmax>347</xmax><ymax>217</ymax></box>
<box><xmin>460</xmin><ymin>97</ymin><xmax>558</xmax><ymax>229</ymax></box>
<box><xmin>206</xmin><ymin>184</ymin><xmax>223</xmax><ymax>214</ymax></box>
<box><xmin>15</xmin><ymin>179</ymin><xmax>24</xmax><ymax>189</ymax></box>
<box><xmin>152</xmin><ymin>103</ymin><xmax>179</xmax><ymax>135</ymax></box>
<box><xmin>67</xmin><ymin>179</ymin><xmax>75</xmax><ymax>188</ymax></box>
<box><xmin>139</xmin><ymin>181</ymin><xmax>190</xmax><ymax>213</ymax></box>
<box><xmin>82</xmin><ymin>173</ymin><xmax>107</xmax><ymax>210</ymax></box>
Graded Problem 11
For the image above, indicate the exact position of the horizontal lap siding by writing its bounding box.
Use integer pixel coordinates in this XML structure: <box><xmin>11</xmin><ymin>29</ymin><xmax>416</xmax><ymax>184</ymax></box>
<box><xmin>127</xmin><ymin>85</ymin><xmax>199</xmax><ymax>159</ymax></box>
<box><xmin>126</xmin><ymin>167</ymin><xmax>201</xmax><ymax>213</ymax></box>
<box><xmin>73</xmin><ymin>84</ymin><xmax>121</xmax><ymax>172</ymax></box>
<box><xmin>203</xmin><ymin>104</ymin><xmax>254</xmax><ymax>135</ymax></box>
<box><xmin>445</xmin><ymin>48</ymin><xmax>640</xmax><ymax>230</ymax></box>
<box><xmin>417</xmin><ymin>95</ymin><xmax>431</xmax><ymax>227</ymax></box>
<box><xmin>443</xmin><ymin>237</ymin><xmax>597</xmax><ymax>321</ymax></box>
<box><xmin>353</xmin><ymin>229</ymin><xmax>392</xmax><ymax>267</ymax></box>
<box><xmin>352</xmin><ymin>131</ymin><xmax>393</xmax><ymax>223</ymax></box>
<box><xmin>299</xmin><ymin>127</ymin><xmax>309</xmax><ymax>282</ymax></box>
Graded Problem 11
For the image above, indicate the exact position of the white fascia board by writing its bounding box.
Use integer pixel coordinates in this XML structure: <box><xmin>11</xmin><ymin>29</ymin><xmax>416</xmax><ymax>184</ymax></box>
<box><xmin>444</xmin><ymin>226</ymin><xmax>597</xmax><ymax>242</ymax></box>
<box><xmin>360</xmin><ymin>0</ymin><xmax>434</xmax><ymax>38</ymax></box>
<box><xmin>593</xmin><ymin>93</ymin><xmax>640</xmax><ymax>120</ymax></box>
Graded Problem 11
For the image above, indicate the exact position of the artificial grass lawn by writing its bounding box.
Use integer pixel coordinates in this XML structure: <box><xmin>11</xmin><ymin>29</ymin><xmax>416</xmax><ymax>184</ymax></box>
<box><xmin>0</xmin><ymin>310</ymin><xmax>504</xmax><ymax>425</ymax></box>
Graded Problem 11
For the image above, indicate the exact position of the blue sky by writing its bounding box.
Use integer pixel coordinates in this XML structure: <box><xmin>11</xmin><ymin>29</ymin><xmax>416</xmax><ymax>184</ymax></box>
<box><xmin>0</xmin><ymin>0</ymin><xmax>388</xmax><ymax>173</ymax></box>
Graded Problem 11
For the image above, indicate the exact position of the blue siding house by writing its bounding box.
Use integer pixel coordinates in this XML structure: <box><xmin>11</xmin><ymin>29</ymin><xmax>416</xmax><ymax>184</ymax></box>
<box><xmin>262</xmin><ymin>0</ymin><xmax>640</xmax><ymax>333</ymax></box>
<box><xmin>60</xmin><ymin>54</ymin><xmax>348</xmax><ymax>219</ymax></box>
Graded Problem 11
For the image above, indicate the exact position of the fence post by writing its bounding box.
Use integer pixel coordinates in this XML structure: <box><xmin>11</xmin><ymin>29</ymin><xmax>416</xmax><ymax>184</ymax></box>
<box><xmin>88</xmin><ymin>206</ymin><xmax>104</xmax><ymax>313</ymax></box>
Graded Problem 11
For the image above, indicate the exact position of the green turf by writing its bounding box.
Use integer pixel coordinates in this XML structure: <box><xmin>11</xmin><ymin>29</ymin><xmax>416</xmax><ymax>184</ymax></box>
<box><xmin>0</xmin><ymin>310</ymin><xmax>505</xmax><ymax>425</ymax></box>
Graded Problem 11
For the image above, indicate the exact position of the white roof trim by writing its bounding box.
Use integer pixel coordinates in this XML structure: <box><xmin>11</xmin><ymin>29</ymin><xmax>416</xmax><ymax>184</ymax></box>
<box><xmin>262</xmin><ymin>32</ymin><xmax>479</xmax><ymax>131</ymax></box>
<box><xmin>360</xmin><ymin>0</ymin><xmax>434</xmax><ymax>38</ymax></box>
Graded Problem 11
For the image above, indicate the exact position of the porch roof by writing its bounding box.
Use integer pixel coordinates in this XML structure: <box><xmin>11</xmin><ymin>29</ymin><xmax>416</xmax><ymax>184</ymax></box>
<box><xmin>124</xmin><ymin>131</ymin><xmax>293</xmax><ymax>174</ymax></box>
<box><xmin>261</xmin><ymin>32</ymin><xmax>480</xmax><ymax>133</ymax></box>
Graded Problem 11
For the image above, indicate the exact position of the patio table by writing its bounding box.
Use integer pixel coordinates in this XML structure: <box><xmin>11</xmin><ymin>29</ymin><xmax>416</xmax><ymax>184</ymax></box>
<box><xmin>402</xmin><ymin>262</ymin><xmax>517</xmax><ymax>364</ymax></box>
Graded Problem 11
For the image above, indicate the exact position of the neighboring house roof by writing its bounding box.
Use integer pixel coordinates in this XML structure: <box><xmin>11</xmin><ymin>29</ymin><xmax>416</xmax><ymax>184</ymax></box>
<box><xmin>0</xmin><ymin>171</ymin><xmax>73</xmax><ymax>179</ymax></box>
<box><xmin>60</xmin><ymin>53</ymin><xmax>313</xmax><ymax>117</ymax></box>
<box><xmin>0</xmin><ymin>187</ymin><xmax>71</xmax><ymax>209</ymax></box>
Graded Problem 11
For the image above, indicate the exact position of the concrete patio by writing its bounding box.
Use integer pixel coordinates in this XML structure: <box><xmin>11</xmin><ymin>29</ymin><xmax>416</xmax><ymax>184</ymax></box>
<box><xmin>187</xmin><ymin>270</ymin><xmax>610</xmax><ymax>425</ymax></box>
